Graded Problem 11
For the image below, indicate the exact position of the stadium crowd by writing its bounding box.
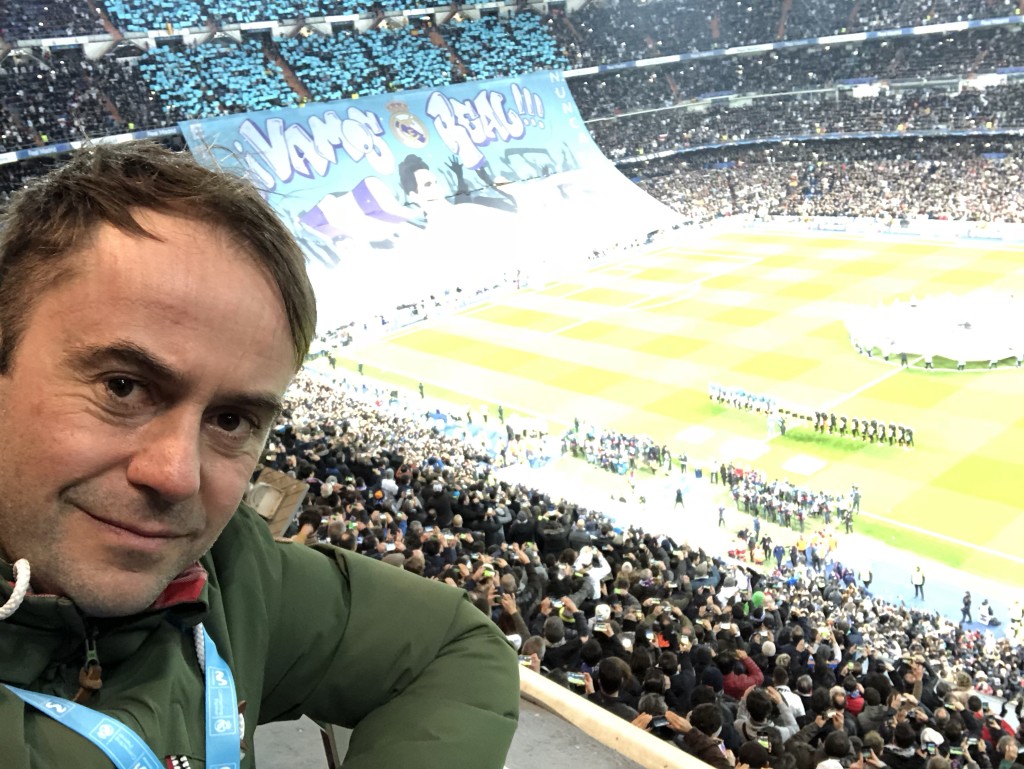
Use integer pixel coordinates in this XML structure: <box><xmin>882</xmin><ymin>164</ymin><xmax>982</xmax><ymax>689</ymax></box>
<box><xmin>2</xmin><ymin>6</ymin><xmax>1024</xmax><ymax>153</ymax></box>
<box><xmin>588</xmin><ymin>83</ymin><xmax>1024</xmax><ymax>160</ymax></box>
<box><xmin>724</xmin><ymin>464</ymin><xmax>858</xmax><ymax>535</ymax></box>
<box><xmin>3</xmin><ymin>2</ymin><xmax>1024</xmax><ymax>767</ymax></box>
<box><xmin>626</xmin><ymin>137</ymin><xmax>1024</xmax><ymax>224</ymax></box>
<box><xmin>2</xmin><ymin>0</ymin><xmax>1020</xmax><ymax>46</ymax></box>
<box><xmin>561</xmin><ymin>426</ymin><xmax>671</xmax><ymax>477</ymax></box>
<box><xmin>568</xmin><ymin>25</ymin><xmax>1024</xmax><ymax>121</ymax></box>
<box><xmin>4</xmin><ymin>11</ymin><xmax>1024</xmax><ymax>227</ymax></box>
<box><xmin>0</xmin><ymin>47</ymin><xmax>185</xmax><ymax>151</ymax></box>
<box><xmin>272</xmin><ymin>370</ymin><xmax>1024</xmax><ymax>768</ymax></box>
<box><xmin>5</xmin><ymin>134</ymin><xmax>1022</xmax><ymax>232</ymax></box>
<box><xmin>549</xmin><ymin>0</ymin><xmax>1021</xmax><ymax>66</ymax></box>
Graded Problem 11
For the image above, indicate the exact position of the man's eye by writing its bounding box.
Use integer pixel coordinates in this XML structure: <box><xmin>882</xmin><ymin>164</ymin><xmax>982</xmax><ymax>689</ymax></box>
<box><xmin>105</xmin><ymin>377</ymin><xmax>138</xmax><ymax>398</ymax></box>
<box><xmin>216</xmin><ymin>413</ymin><xmax>245</xmax><ymax>432</ymax></box>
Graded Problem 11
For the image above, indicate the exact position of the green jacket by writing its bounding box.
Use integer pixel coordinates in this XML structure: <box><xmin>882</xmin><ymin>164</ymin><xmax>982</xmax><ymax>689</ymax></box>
<box><xmin>0</xmin><ymin>505</ymin><xmax>519</xmax><ymax>768</ymax></box>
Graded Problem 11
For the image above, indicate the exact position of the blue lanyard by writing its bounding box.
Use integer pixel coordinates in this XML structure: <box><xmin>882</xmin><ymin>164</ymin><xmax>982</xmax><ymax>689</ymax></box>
<box><xmin>201</xmin><ymin>623</ymin><xmax>241</xmax><ymax>769</ymax></box>
<box><xmin>4</xmin><ymin>685</ymin><xmax>163</xmax><ymax>769</ymax></box>
<box><xmin>6</xmin><ymin>623</ymin><xmax>240</xmax><ymax>769</ymax></box>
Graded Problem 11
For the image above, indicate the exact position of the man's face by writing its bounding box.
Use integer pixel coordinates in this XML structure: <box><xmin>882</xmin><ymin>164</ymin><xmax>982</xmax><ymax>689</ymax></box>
<box><xmin>411</xmin><ymin>168</ymin><xmax>446</xmax><ymax>206</ymax></box>
<box><xmin>0</xmin><ymin>212</ymin><xmax>296</xmax><ymax>617</ymax></box>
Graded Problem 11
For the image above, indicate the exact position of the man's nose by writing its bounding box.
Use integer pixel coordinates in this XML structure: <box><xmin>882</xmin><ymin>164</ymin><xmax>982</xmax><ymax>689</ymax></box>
<box><xmin>126</xmin><ymin>410</ymin><xmax>202</xmax><ymax>504</ymax></box>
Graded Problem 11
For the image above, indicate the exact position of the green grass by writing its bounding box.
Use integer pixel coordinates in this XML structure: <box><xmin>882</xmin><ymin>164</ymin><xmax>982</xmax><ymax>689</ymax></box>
<box><xmin>318</xmin><ymin>358</ymin><xmax>545</xmax><ymax>429</ymax></box>
<box><xmin>331</xmin><ymin>229</ymin><xmax>1024</xmax><ymax>586</ymax></box>
<box><xmin>776</xmin><ymin>428</ymin><xmax>890</xmax><ymax>456</ymax></box>
<box><xmin>913</xmin><ymin>354</ymin><xmax>1020</xmax><ymax>371</ymax></box>
<box><xmin>853</xmin><ymin>517</ymin><xmax>972</xmax><ymax>572</ymax></box>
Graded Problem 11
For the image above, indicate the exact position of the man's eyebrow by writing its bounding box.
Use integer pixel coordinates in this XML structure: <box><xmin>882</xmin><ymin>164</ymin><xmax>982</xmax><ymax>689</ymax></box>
<box><xmin>65</xmin><ymin>341</ymin><xmax>186</xmax><ymax>385</ymax></box>
<box><xmin>227</xmin><ymin>392</ymin><xmax>285</xmax><ymax>420</ymax></box>
<box><xmin>65</xmin><ymin>341</ymin><xmax>284</xmax><ymax>417</ymax></box>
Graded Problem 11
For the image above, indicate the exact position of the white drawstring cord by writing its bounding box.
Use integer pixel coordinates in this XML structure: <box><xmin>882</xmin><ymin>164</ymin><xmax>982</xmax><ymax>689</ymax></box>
<box><xmin>193</xmin><ymin>624</ymin><xmax>206</xmax><ymax>673</ymax></box>
<box><xmin>0</xmin><ymin>569</ymin><xmax>246</xmax><ymax>749</ymax></box>
<box><xmin>0</xmin><ymin>559</ymin><xmax>30</xmax><ymax>621</ymax></box>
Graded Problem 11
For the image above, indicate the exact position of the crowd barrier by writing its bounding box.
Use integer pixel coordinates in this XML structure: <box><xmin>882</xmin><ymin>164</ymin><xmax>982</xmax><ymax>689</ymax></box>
<box><xmin>736</xmin><ymin>215</ymin><xmax>1024</xmax><ymax>244</ymax></box>
<box><xmin>518</xmin><ymin>667</ymin><xmax>707</xmax><ymax>769</ymax></box>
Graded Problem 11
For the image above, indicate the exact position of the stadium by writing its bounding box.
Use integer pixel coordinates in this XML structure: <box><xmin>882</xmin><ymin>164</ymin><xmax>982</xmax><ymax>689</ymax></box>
<box><xmin>2</xmin><ymin>0</ymin><xmax>1024</xmax><ymax>766</ymax></box>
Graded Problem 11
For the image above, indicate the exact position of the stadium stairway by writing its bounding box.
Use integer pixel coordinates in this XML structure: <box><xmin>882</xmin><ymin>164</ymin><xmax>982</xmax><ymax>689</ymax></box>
<box><xmin>846</xmin><ymin>0</ymin><xmax>861</xmax><ymax>31</ymax></box>
<box><xmin>429</xmin><ymin>27</ymin><xmax>467</xmax><ymax>81</ymax></box>
<box><xmin>85</xmin><ymin>0</ymin><xmax>122</xmax><ymax>38</ymax></box>
<box><xmin>776</xmin><ymin>0</ymin><xmax>793</xmax><ymax>42</ymax></box>
<box><xmin>264</xmin><ymin>38</ymin><xmax>312</xmax><ymax>102</ymax></box>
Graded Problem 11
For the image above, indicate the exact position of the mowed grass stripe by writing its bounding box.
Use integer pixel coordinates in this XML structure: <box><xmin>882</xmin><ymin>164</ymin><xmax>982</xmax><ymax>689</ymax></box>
<box><xmin>882</xmin><ymin>487</ymin><xmax>1013</xmax><ymax>545</ymax></box>
<box><xmin>566</xmin><ymin>286</ymin><xmax>651</xmax><ymax>306</ymax></box>
<box><xmin>558</xmin><ymin>320</ymin><xmax>639</xmax><ymax>344</ymax></box>
<box><xmin>931</xmin><ymin>455</ymin><xmax>1023</xmax><ymax>509</ymax></box>
<box><xmin>422</xmin><ymin>309</ymin><xmax>763</xmax><ymax>380</ymax></box>
<box><xmin>632</xmin><ymin>266</ymin><xmax>707</xmax><ymax>284</ymax></box>
<box><xmin>346</xmin><ymin>229</ymin><xmax>1024</xmax><ymax>579</ymax></box>
<box><xmin>537</xmin><ymin>282</ymin><xmax>584</xmax><ymax>297</ymax></box>
<box><xmin>555</xmin><ymin>321</ymin><xmax>710</xmax><ymax>361</ymax></box>
<box><xmin>390</xmin><ymin>328</ymin><xmax>652</xmax><ymax>395</ymax></box>
<box><xmin>854</xmin><ymin>370</ymin><xmax>961</xmax><ymax>409</ymax></box>
<box><xmin>466</xmin><ymin>305</ymin><xmax>579</xmax><ymax>332</ymax></box>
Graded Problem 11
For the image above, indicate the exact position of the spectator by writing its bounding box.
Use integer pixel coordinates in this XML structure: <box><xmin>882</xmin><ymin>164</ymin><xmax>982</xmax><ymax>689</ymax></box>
<box><xmin>722</xmin><ymin>647</ymin><xmax>765</xmax><ymax>700</ymax></box>
<box><xmin>589</xmin><ymin>657</ymin><xmax>640</xmax><ymax>721</ymax></box>
<box><xmin>665</xmin><ymin>705</ymin><xmax>735</xmax><ymax>769</ymax></box>
<box><xmin>735</xmin><ymin>686</ymin><xmax>800</xmax><ymax>743</ymax></box>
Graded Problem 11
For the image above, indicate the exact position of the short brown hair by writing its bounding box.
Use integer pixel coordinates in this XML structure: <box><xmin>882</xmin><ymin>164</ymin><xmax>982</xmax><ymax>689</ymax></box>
<box><xmin>0</xmin><ymin>141</ymin><xmax>316</xmax><ymax>373</ymax></box>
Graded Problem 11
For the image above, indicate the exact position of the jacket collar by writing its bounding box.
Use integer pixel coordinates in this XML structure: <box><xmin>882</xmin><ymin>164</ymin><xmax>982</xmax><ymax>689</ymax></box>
<box><xmin>0</xmin><ymin>558</ymin><xmax>210</xmax><ymax>691</ymax></box>
<box><xmin>0</xmin><ymin>558</ymin><xmax>210</xmax><ymax>616</ymax></box>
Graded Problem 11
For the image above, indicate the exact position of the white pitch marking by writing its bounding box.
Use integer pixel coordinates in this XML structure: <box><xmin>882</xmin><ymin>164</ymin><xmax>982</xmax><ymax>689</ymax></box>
<box><xmin>720</xmin><ymin>437</ymin><xmax>770</xmax><ymax>461</ymax></box>
<box><xmin>544</xmin><ymin>254</ymin><xmax>763</xmax><ymax>337</ymax></box>
<box><xmin>782</xmin><ymin>454</ymin><xmax>828</xmax><ymax>476</ymax></box>
<box><xmin>821</xmin><ymin>356</ymin><xmax>922</xmax><ymax>411</ymax></box>
<box><xmin>677</xmin><ymin>425</ymin><xmax>715</xmax><ymax>444</ymax></box>
<box><xmin>855</xmin><ymin>509</ymin><xmax>1024</xmax><ymax>565</ymax></box>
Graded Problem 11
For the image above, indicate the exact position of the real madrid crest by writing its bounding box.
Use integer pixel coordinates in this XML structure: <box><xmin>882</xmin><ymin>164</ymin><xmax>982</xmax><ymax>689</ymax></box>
<box><xmin>388</xmin><ymin>101</ymin><xmax>429</xmax><ymax>149</ymax></box>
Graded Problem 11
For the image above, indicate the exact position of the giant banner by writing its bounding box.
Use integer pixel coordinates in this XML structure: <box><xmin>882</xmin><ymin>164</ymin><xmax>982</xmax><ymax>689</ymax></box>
<box><xmin>181</xmin><ymin>70</ymin><xmax>678</xmax><ymax>331</ymax></box>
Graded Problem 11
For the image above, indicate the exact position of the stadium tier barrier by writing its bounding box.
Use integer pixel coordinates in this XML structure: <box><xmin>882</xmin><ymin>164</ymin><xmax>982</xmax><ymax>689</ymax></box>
<box><xmin>518</xmin><ymin>666</ymin><xmax>707</xmax><ymax>769</ymax></box>
<box><xmin>734</xmin><ymin>214</ymin><xmax>1024</xmax><ymax>244</ymax></box>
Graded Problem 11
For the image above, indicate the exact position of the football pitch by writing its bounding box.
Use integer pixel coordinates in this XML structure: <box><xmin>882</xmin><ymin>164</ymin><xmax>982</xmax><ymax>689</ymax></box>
<box><xmin>331</xmin><ymin>227</ymin><xmax>1024</xmax><ymax>586</ymax></box>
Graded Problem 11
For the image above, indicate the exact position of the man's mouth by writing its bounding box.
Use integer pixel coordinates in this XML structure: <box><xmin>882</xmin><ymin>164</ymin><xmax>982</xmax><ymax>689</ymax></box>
<box><xmin>78</xmin><ymin>506</ymin><xmax>186</xmax><ymax>547</ymax></box>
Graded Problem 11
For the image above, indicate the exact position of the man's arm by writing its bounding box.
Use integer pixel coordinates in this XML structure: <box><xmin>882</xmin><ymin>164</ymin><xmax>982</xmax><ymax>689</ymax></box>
<box><xmin>665</xmin><ymin>712</ymin><xmax>733</xmax><ymax>769</ymax></box>
<box><xmin>767</xmin><ymin>686</ymin><xmax>799</xmax><ymax>741</ymax></box>
<box><xmin>260</xmin><ymin>536</ymin><xmax>518</xmax><ymax>768</ymax></box>
<box><xmin>736</xmin><ymin>650</ymin><xmax>764</xmax><ymax>688</ymax></box>
<box><xmin>502</xmin><ymin>593</ymin><xmax>530</xmax><ymax>641</ymax></box>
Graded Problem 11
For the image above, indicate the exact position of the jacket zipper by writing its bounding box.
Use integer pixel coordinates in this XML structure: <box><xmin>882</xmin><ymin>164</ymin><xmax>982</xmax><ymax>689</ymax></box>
<box><xmin>73</xmin><ymin>623</ymin><xmax>103</xmax><ymax>703</ymax></box>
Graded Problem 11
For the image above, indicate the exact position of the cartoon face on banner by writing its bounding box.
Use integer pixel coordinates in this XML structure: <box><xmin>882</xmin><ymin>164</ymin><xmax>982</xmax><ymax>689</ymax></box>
<box><xmin>182</xmin><ymin>70</ymin><xmax>678</xmax><ymax>330</ymax></box>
